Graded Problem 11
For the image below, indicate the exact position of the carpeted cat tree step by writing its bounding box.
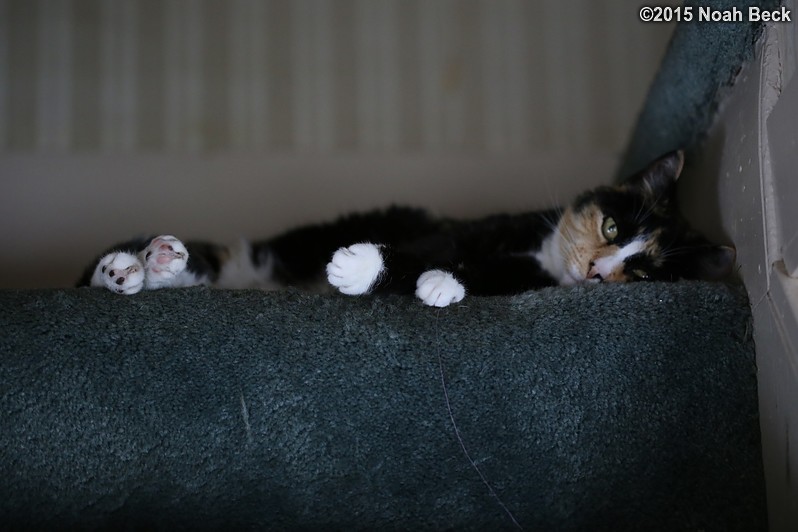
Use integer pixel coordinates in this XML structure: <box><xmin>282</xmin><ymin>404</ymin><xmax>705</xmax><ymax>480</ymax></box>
<box><xmin>0</xmin><ymin>283</ymin><xmax>766</xmax><ymax>530</ymax></box>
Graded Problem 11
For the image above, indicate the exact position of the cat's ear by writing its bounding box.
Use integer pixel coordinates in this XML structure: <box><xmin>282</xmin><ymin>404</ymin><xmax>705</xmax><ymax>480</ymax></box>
<box><xmin>625</xmin><ymin>150</ymin><xmax>684</xmax><ymax>199</ymax></box>
<box><xmin>689</xmin><ymin>244</ymin><xmax>736</xmax><ymax>281</ymax></box>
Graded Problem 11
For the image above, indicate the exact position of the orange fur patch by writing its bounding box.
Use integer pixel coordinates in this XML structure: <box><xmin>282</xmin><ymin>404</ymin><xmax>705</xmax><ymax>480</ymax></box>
<box><xmin>558</xmin><ymin>203</ymin><xmax>660</xmax><ymax>282</ymax></box>
<box><xmin>558</xmin><ymin>204</ymin><xmax>606</xmax><ymax>279</ymax></box>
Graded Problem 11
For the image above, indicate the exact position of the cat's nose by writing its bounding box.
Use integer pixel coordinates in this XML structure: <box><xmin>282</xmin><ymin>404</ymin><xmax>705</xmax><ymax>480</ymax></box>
<box><xmin>587</xmin><ymin>263</ymin><xmax>603</xmax><ymax>282</ymax></box>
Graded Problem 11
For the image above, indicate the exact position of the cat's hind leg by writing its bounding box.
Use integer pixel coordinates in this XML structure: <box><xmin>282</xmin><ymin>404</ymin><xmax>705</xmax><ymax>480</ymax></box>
<box><xmin>141</xmin><ymin>235</ymin><xmax>190</xmax><ymax>289</ymax></box>
<box><xmin>91</xmin><ymin>252</ymin><xmax>146</xmax><ymax>295</ymax></box>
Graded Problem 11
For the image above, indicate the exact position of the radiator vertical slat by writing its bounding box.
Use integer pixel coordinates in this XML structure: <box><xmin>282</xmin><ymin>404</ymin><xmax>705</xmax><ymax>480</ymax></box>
<box><xmin>0</xmin><ymin>0</ymin><xmax>8</xmax><ymax>150</ymax></box>
<box><xmin>480</xmin><ymin>0</ymin><xmax>505</xmax><ymax>152</ymax></box>
<box><xmin>101</xmin><ymin>0</ymin><xmax>138</xmax><ymax>151</ymax></box>
<box><xmin>164</xmin><ymin>0</ymin><xmax>184</xmax><ymax>151</ymax></box>
<box><xmin>229</xmin><ymin>0</ymin><xmax>249</xmax><ymax>149</ymax></box>
<box><xmin>292</xmin><ymin>0</ymin><xmax>335</xmax><ymax>151</ymax></box>
<box><xmin>418</xmin><ymin>0</ymin><xmax>443</xmax><ymax>149</ymax></box>
<box><xmin>248</xmin><ymin>0</ymin><xmax>269</xmax><ymax>149</ymax></box>
<box><xmin>504</xmin><ymin>0</ymin><xmax>531</xmax><ymax>152</ymax></box>
<box><xmin>164</xmin><ymin>0</ymin><xmax>204</xmax><ymax>152</ymax></box>
<box><xmin>356</xmin><ymin>0</ymin><xmax>400</xmax><ymax>150</ymax></box>
<box><xmin>36</xmin><ymin>0</ymin><xmax>72</xmax><ymax>151</ymax></box>
<box><xmin>230</xmin><ymin>0</ymin><xmax>270</xmax><ymax>150</ymax></box>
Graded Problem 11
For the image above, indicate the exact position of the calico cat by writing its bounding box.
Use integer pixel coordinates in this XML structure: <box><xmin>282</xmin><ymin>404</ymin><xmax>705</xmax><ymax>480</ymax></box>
<box><xmin>77</xmin><ymin>151</ymin><xmax>735</xmax><ymax>307</ymax></box>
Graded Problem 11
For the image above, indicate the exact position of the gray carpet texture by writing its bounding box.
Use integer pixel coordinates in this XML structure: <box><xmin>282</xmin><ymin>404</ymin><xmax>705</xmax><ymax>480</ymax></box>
<box><xmin>0</xmin><ymin>283</ymin><xmax>765</xmax><ymax>530</ymax></box>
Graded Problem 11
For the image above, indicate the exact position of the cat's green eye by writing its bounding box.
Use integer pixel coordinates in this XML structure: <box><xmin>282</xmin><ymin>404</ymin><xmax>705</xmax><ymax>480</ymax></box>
<box><xmin>632</xmin><ymin>269</ymin><xmax>650</xmax><ymax>280</ymax></box>
<box><xmin>601</xmin><ymin>217</ymin><xmax>618</xmax><ymax>242</ymax></box>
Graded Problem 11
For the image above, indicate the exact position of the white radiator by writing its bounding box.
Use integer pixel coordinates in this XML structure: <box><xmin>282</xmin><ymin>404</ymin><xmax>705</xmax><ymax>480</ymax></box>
<box><xmin>0</xmin><ymin>0</ymin><xmax>674</xmax><ymax>154</ymax></box>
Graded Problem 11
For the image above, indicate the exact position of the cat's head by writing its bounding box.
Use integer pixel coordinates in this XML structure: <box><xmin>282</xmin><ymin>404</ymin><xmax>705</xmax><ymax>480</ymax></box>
<box><xmin>552</xmin><ymin>151</ymin><xmax>735</xmax><ymax>285</ymax></box>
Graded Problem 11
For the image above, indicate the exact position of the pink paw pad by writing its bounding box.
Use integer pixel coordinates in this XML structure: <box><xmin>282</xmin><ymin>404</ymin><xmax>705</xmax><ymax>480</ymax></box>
<box><xmin>141</xmin><ymin>235</ymin><xmax>189</xmax><ymax>289</ymax></box>
<box><xmin>144</xmin><ymin>237</ymin><xmax>187</xmax><ymax>272</ymax></box>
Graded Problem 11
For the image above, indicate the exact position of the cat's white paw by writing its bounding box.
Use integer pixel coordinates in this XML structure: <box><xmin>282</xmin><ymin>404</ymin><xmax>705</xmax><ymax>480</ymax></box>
<box><xmin>326</xmin><ymin>243</ymin><xmax>384</xmax><ymax>295</ymax></box>
<box><xmin>416</xmin><ymin>269</ymin><xmax>465</xmax><ymax>307</ymax></box>
<box><xmin>92</xmin><ymin>252</ymin><xmax>145</xmax><ymax>295</ymax></box>
<box><xmin>141</xmin><ymin>235</ymin><xmax>189</xmax><ymax>289</ymax></box>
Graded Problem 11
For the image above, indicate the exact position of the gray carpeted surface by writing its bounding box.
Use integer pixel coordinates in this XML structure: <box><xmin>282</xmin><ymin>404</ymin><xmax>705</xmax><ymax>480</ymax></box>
<box><xmin>0</xmin><ymin>283</ymin><xmax>765</xmax><ymax>530</ymax></box>
<box><xmin>619</xmin><ymin>0</ymin><xmax>781</xmax><ymax>178</ymax></box>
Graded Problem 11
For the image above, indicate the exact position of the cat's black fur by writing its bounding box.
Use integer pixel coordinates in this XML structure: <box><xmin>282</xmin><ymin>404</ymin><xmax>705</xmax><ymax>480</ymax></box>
<box><xmin>255</xmin><ymin>206</ymin><xmax>561</xmax><ymax>294</ymax></box>
<box><xmin>78</xmin><ymin>151</ymin><xmax>735</xmax><ymax>305</ymax></box>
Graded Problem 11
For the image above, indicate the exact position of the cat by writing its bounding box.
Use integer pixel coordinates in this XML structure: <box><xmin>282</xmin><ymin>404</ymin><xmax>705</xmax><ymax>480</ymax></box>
<box><xmin>77</xmin><ymin>151</ymin><xmax>735</xmax><ymax>307</ymax></box>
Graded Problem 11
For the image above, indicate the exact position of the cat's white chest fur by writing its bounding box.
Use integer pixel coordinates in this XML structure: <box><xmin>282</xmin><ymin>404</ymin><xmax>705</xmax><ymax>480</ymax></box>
<box><xmin>215</xmin><ymin>239</ymin><xmax>282</xmax><ymax>290</ymax></box>
<box><xmin>534</xmin><ymin>231</ymin><xmax>574</xmax><ymax>285</ymax></box>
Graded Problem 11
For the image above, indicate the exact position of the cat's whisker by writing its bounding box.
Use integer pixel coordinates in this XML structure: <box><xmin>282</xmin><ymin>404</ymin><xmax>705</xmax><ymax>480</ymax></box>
<box><xmin>559</xmin><ymin>217</ymin><xmax>583</xmax><ymax>252</ymax></box>
<box><xmin>541</xmin><ymin>172</ymin><xmax>564</xmax><ymax>216</ymax></box>
<box><xmin>658</xmin><ymin>246</ymin><xmax>692</xmax><ymax>259</ymax></box>
<box><xmin>541</xmin><ymin>209</ymin><xmax>562</xmax><ymax>233</ymax></box>
<box><xmin>656</xmin><ymin>240</ymin><xmax>710</xmax><ymax>261</ymax></box>
<box><xmin>634</xmin><ymin>199</ymin><xmax>649</xmax><ymax>224</ymax></box>
<box><xmin>636</xmin><ymin>199</ymin><xmax>660</xmax><ymax>225</ymax></box>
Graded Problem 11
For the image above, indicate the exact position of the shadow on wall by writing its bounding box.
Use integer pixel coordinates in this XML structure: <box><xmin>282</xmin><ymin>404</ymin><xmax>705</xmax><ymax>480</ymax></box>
<box><xmin>679</xmin><ymin>130</ymin><xmax>732</xmax><ymax>248</ymax></box>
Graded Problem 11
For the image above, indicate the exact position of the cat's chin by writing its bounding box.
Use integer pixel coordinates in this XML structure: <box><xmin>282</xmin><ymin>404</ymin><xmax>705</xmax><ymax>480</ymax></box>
<box><xmin>558</xmin><ymin>265</ymin><xmax>587</xmax><ymax>286</ymax></box>
<box><xmin>562</xmin><ymin>276</ymin><xmax>601</xmax><ymax>287</ymax></box>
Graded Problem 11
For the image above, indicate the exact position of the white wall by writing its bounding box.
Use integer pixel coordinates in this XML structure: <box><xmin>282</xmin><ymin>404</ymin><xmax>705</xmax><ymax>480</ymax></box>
<box><xmin>0</xmin><ymin>0</ymin><xmax>674</xmax><ymax>288</ymax></box>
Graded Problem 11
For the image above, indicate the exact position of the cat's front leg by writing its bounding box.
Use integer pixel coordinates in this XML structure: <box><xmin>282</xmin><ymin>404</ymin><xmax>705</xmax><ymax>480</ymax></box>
<box><xmin>326</xmin><ymin>243</ymin><xmax>385</xmax><ymax>295</ymax></box>
<box><xmin>415</xmin><ymin>270</ymin><xmax>466</xmax><ymax>307</ymax></box>
<box><xmin>91</xmin><ymin>252</ymin><xmax>146</xmax><ymax>294</ymax></box>
<box><xmin>141</xmin><ymin>235</ymin><xmax>190</xmax><ymax>289</ymax></box>
<box><xmin>326</xmin><ymin>243</ymin><xmax>466</xmax><ymax>307</ymax></box>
